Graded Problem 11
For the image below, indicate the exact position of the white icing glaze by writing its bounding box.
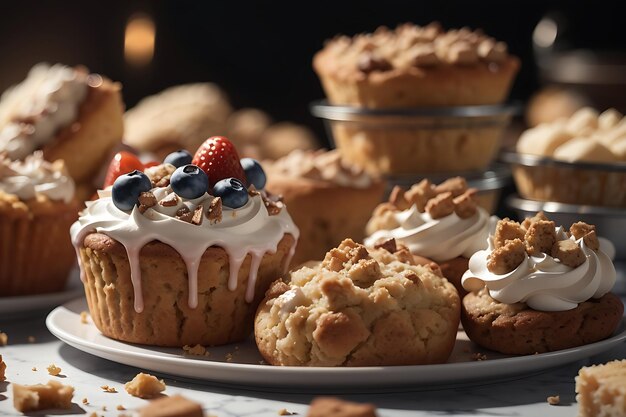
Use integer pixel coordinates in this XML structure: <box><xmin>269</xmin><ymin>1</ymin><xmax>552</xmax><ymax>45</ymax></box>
<box><xmin>364</xmin><ymin>205</ymin><xmax>495</xmax><ymax>262</ymax></box>
<box><xmin>0</xmin><ymin>64</ymin><xmax>88</xmax><ymax>160</ymax></box>
<box><xmin>0</xmin><ymin>151</ymin><xmax>75</xmax><ymax>202</ymax></box>
<box><xmin>462</xmin><ymin>226</ymin><xmax>617</xmax><ymax>311</ymax></box>
<box><xmin>70</xmin><ymin>190</ymin><xmax>299</xmax><ymax>312</ymax></box>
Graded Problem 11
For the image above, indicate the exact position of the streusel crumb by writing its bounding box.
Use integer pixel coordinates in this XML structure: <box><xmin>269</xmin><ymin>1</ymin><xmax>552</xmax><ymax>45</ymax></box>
<box><xmin>12</xmin><ymin>380</ymin><xmax>74</xmax><ymax>412</ymax></box>
<box><xmin>551</xmin><ymin>240</ymin><xmax>585</xmax><ymax>268</ymax></box>
<box><xmin>434</xmin><ymin>176</ymin><xmax>468</xmax><ymax>197</ymax></box>
<box><xmin>524</xmin><ymin>220</ymin><xmax>557</xmax><ymax>255</ymax></box>
<box><xmin>493</xmin><ymin>218</ymin><xmax>525</xmax><ymax>249</ymax></box>
<box><xmin>425</xmin><ymin>191</ymin><xmax>455</xmax><ymax>219</ymax></box>
<box><xmin>182</xmin><ymin>344</ymin><xmax>209</xmax><ymax>356</ymax></box>
<box><xmin>101</xmin><ymin>385</ymin><xmax>117</xmax><ymax>393</ymax></box>
<box><xmin>125</xmin><ymin>372</ymin><xmax>166</xmax><ymax>399</ymax></box>
<box><xmin>487</xmin><ymin>238</ymin><xmax>526</xmax><ymax>274</ymax></box>
<box><xmin>453</xmin><ymin>189</ymin><xmax>478</xmax><ymax>219</ymax></box>
<box><xmin>547</xmin><ymin>395</ymin><xmax>560</xmax><ymax>405</ymax></box>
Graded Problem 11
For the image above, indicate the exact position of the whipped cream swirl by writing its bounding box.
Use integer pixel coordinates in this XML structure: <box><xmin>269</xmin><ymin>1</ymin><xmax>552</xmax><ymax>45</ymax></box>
<box><xmin>70</xmin><ymin>189</ymin><xmax>299</xmax><ymax>313</ymax></box>
<box><xmin>0</xmin><ymin>64</ymin><xmax>88</xmax><ymax>160</ymax></box>
<box><xmin>364</xmin><ymin>205</ymin><xmax>493</xmax><ymax>262</ymax></box>
<box><xmin>0</xmin><ymin>152</ymin><xmax>75</xmax><ymax>202</ymax></box>
<box><xmin>462</xmin><ymin>227</ymin><xmax>616</xmax><ymax>311</ymax></box>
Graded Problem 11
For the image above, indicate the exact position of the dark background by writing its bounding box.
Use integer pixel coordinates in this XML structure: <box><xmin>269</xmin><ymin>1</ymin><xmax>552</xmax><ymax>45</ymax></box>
<box><xmin>1</xmin><ymin>1</ymin><xmax>625</xmax><ymax>143</ymax></box>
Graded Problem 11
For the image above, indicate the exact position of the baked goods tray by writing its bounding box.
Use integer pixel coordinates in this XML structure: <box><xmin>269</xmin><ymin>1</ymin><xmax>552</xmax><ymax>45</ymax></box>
<box><xmin>47</xmin><ymin>298</ymin><xmax>626</xmax><ymax>391</ymax></box>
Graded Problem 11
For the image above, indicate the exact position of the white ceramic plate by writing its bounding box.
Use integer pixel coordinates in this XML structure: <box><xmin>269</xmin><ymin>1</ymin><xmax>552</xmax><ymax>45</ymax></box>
<box><xmin>47</xmin><ymin>298</ymin><xmax>626</xmax><ymax>390</ymax></box>
<box><xmin>0</xmin><ymin>269</ymin><xmax>83</xmax><ymax>319</ymax></box>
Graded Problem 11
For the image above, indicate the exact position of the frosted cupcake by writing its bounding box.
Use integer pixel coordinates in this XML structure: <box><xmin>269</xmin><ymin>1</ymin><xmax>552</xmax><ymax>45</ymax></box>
<box><xmin>71</xmin><ymin>137</ymin><xmax>299</xmax><ymax>347</ymax></box>
<box><xmin>365</xmin><ymin>177</ymin><xmax>494</xmax><ymax>295</ymax></box>
<box><xmin>461</xmin><ymin>213</ymin><xmax>623</xmax><ymax>354</ymax></box>
<box><xmin>0</xmin><ymin>152</ymin><xmax>79</xmax><ymax>296</ymax></box>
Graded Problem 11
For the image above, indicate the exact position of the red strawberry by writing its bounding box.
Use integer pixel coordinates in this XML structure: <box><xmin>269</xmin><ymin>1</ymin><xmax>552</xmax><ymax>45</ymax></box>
<box><xmin>192</xmin><ymin>136</ymin><xmax>246</xmax><ymax>188</ymax></box>
<box><xmin>103</xmin><ymin>151</ymin><xmax>145</xmax><ymax>188</ymax></box>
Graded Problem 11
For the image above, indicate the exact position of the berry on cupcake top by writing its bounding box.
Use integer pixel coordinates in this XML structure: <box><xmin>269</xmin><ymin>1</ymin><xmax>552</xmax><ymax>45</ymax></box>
<box><xmin>462</xmin><ymin>212</ymin><xmax>617</xmax><ymax>311</ymax></box>
<box><xmin>71</xmin><ymin>136</ymin><xmax>298</xmax><ymax>313</ymax></box>
<box><xmin>364</xmin><ymin>177</ymin><xmax>493</xmax><ymax>262</ymax></box>
<box><xmin>0</xmin><ymin>152</ymin><xmax>75</xmax><ymax>203</ymax></box>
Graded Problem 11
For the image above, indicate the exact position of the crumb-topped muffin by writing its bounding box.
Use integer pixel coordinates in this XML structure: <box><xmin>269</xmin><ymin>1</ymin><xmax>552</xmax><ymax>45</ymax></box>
<box><xmin>265</xmin><ymin>149</ymin><xmax>385</xmax><ymax>265</ymax></box>
<box><xmin>0</xmin><ymin>152</ymin><xmax>79</xmax><ymax>296</ymax></box>
<box><xmin>71</xmin><ymin>137</ymin><xmax>299</xmax><ymax>347</ymax></box>
<box><xmin>0</xmin><ymin>63</ymin><xmax>124</xmax><ymax>198</ymax></box>
<box><xmin>254</xmin><ymin>238</ymin><xmax>460</xmax><ymax>366</ymax></box>
<box><xmin>365</xmin><ymin>177</ymin><xmax>494</xmax><ymax>295</ymax></box>
<box><xmin>461</xmin><ymin>213</ymin><xmax>623</xmax><ymax>354</ymax></box>
<box><xmin>314</xmin><ymin>22</ymin><xmax>520</xmax><ymax>108</ymax></box>
<box><xmin>514</xmin><ymin>107</ymin><xmax>626</xmax><ymax>207</ymax></box>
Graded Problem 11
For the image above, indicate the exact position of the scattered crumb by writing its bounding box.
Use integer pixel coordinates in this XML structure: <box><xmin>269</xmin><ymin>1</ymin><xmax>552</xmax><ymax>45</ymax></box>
<box><xmin>117</xmin><ymin>404</ymin><xmax>126</xmax><ymax>410</ymax></box>
<box><xmin>32</xmin><ymin>367</ymin><xmax>37</xmax><ymax>372</ymax></box>
<box><xmin>137</xmin><ymin>394</ymin><xmax>203</xmax><ymax>417</ymax></box>
<box><xmin>102</xmin><ymin>405</ymin><xmax>107</xmax><ymax>411</ymax></box>
<box><xmin>225</xmin><ymin>353</ymin><xmax>234</xmax><ymax>362</ymax></box>
<box><xmin>89</xmin><ymin>413</ymin><xmax>98</xmax><ymax>417</ymax></box>
<box><xmin>547</xmin><ymin>395</ymin><xmax>560</xmax><ymax>405</ymax></box>
<box><xmin>308</xmin><ymin>397</ymin><xmax>377</xmax><ymax>417</ymax></box>
<box><xmin>27</xmin><ymin>336</ymin><xmax>36</xmax><ymax>343</ymax></box>
<box><xmin>12</xmin><ymin>380</ymin><xmax>74</xmax><ymax>412</ymax></box>
<box><xmin>0</xmin><ymin>332</ymin><xmax>8</xmax><ymax>346</ymax></box>
<box><xmin>46</xmin><ymin>364</ymin><xmax>62</xmax><ymax>376</ymax></box>
<box><xmin>182</xmin><ymin>344</ymin><xmax>209</xmax><ymax>356</ymax></box>
<box><xmin>125</xmin><ymin>372</ymin><xmax>166</xmax><ymax>399</ymax></box>
<box><xmin>278</xmin><ymin>408</ymin><xmax>297</xmax><ymax>415</ymax></box>
<box><xmin>101</xmin><ymin>385</ymin><xmax>118</xmax><ymax>393</ymax></box>
<box><xmin>0</xmin><ymin>354</ymin><xmax>6</xmax><ymax>381</ymax></box>
<box><xmin>82</xmin><ymin>397</ymin><xmax>89</xmax><ymax>405</ymax></box>
<box><xmin>472</xmin><ymin>353</ymin><xmax>488</xmax><ymax>361</ymax></box>
<box><xmin>80</xmin><ymin>311</ymin><xmax>89</xmax><ymax>324</ymax></box>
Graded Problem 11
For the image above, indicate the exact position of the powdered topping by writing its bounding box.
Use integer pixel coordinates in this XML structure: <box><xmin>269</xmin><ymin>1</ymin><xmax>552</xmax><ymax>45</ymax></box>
<box><xmin>516</xmin><ymin>107</ymin><xmax>626</xmax><ymax>162</ymax></box>
<box><xmin>0</xmin><ymin>64</ymin><xmax>89</xmax><ymax>160</ymax></box>
<box><xmin>462</xmin><ymin>213</ymin><xmax>616</xmax><ymax>311</ymax></box>
<box><xmin>0</xmin><ymin>151</ymin><xmax>75</xmax><ymax>202</ymax></box>
<box><xmin>70</xmin><ymin>163</ymin><xmax>299</xmax><ymax>313</ymax></box>
<box><xmin>267</xmin><ymin>149</ymin><xmax>375</xmax><ymax>188</ymax></box>
<box><xmin>320</xmin><ymin>22</ymin><xmax>510</xmax><ymax>78</ymax></box>
<box><xmin>364</xmin><ymin>177</ymin><xmax>493</xmax><ymax>262</ymax></box>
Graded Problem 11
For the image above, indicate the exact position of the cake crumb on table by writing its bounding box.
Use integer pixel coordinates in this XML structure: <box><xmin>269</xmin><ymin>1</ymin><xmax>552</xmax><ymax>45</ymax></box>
<box><xmin>576</xmin><ymin>360</ymin><xmax>626</xmax><ymax>417</ymax></box>
<box><xmin>278</xmin><ymin>408</ymin><xmax>297</xmax><ymax>415</ymax></box>
<box><xmin>12</xmin><ymin>380</ymin><xmax>74</xmax><ymax>412</ymax></box>
<box><xmin>31</xmin><ymin>367</ymin><xmax>37</xmax><ymax>372</ymax></box>
<box><xmin>137</xmin><ymin>394</ymin><xmax>203</xmax><ymax>417</ymax></box>
<box><xmin>117</xmin><ymin>404</ymin><xmax>126</xmax><ymax>410</ymax></box>
<box><xmin>0</xmin><ymin>332</ymin><xmax>8</xmax><ymax>346</ymax></box>
<box><xmin>307</xmin><ymin>397</ymin><xmax>378</xmax><ymax>417</ymax></box>
<box><xmin>0</xmin><ymin>354</ymin><xmax>6</xmax><ymax>381</ymax></box>
<box><xmin>80</xmin><ymin>311</ymin><xmax>89</xmax><ymax>324</ymax></box>
<box><xmin>547</xmin><ymin>395</ymin><xmax>560</xmax><ymax>405</ymax></box>
<box><xmin>101</xmin><ymin>384</ymin><xmax>118</xmax><ymax>393</ymax></box>
<box><xmin>82</xmin><ymin>397</ymin><xmax>89</xmax><ymax>405</ymax></box>
<box><xmin>46</xmin><ymin>364</ymin><xmax>62</xmax><ymax>376</ymax></box>
<box><xmin>182</xmin><ymin>344</ymin><xmax>209</xmax><ymax>356</ymax></box>
<box><xmin>125</xmin><ymin>372</ymin><xmax>166</xmax><ymax>399</ymax></box>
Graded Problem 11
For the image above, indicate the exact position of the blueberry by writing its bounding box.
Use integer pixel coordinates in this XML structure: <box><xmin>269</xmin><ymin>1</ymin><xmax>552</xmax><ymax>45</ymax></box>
<box><xmin>240</xmin><ymin>158</ymin><xmax>266</xmax><ymax>190</ymax></box>
<box><xmin>170</xmin><ymin>164</ymin><xmax>209</xmax><ymax>199</ymax></box>
<box><xmin>164</xmin><ymin>149</ymin><xmax>193</xmax><ymax>168</ymax></box>
<box><xmin>112</xmin><ymin>170</ymin><xmax>152</xmax><ymax>211</ymax></box>
<box><xmin>212</xmin><ymin>178</ymin><xmax>249</xmax><ymax>208</ymax></box>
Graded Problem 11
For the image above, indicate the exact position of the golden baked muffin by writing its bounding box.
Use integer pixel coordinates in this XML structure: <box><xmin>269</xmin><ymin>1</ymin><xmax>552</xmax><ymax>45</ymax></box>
<box><xmin>514</xmin><ymin>107</ymin><xmax>626</xmax><ymax>206</ymax></box>
<box><xmin>0</xmin><ymin>153</ymin><xmax>79</xmax><ymax>296</ymax></box>
<box><xmin>576</xmin><ymin>360</ymin><xmax>626</xmax><ymax>417</ymax></box>
<box><xmin>71</xmin><ymin>137</ymin><xmax>299</xmax><ymax>347</ymax></box>
<box><xmin>265</xmin><ymin>149</ymin><xmax>385</xmax><ymax>266</ymax></box>
<box><xmin>365</xmin><ymin>177</ymin><xmax>493</xmax><ymax>296</ymax></box>
<box><xmin>314</xmin><ymin>22</ymin><xmax>520</xmax><ymax>108</ymax></box>
<box><xmin>254</xmin><ymin>238</ymin><xmax>460</xmax><ymax>366</ymax></box>
<box><xmin>461</xmin><ymin>214</ymin><xmax>623</xmax><ymax>355</ymax></box>
<box><xmin>124</xmin><ymin>83</ymin><xmax>232</xmax><ymax>160</ymax></box>
<box><xmin>0</xmin><ymin>63</ymin><xmax>124</xmax><ymax>192</ymax></box>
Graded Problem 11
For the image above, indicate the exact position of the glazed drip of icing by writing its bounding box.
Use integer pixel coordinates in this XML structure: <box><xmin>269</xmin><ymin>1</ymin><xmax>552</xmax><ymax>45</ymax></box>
<box><xmin>70</xmin><ymin>192</ymin><xmax>299</xmax><ymax>313</ymax></box>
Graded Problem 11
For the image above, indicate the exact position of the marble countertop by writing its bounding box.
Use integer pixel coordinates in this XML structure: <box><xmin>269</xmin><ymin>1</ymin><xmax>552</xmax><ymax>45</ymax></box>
<box><xmin>1</xmin><ymin>302</ymin><xmax>625</xmax><ymax>417</ymax></box>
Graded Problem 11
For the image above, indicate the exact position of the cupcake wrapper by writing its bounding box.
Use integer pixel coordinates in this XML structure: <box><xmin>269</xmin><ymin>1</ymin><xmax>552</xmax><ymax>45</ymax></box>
<box><xmin>79</xmin><ymin>234</ymin><xmax>295</xmax><ymax>347</ymax></box>
<box><xmin>0</xmin><ymin>207</ymin><xmax>77</xmax><ymax>296</ymax></box>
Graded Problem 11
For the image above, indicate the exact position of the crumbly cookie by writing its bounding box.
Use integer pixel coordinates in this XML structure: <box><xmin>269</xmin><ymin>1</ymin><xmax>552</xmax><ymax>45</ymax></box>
<box><xmin>461</xmin><ymin>287</ymin><xmax>624</xmax><ymax>355</ymax></box>
<box><xmin>576</xmin><ymin>360</ymin><xmax>626</xmax><ymax>417</ymax></box>
<box><xmin>254</xmin><ymin>239</ymin><xmax>460</xmax><ymax>366</ymax></box>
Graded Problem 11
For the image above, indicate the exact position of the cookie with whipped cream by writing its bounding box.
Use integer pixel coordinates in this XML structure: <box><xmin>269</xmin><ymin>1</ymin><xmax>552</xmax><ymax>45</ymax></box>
<box><xmin>460</xmin><ymin>214</ymin><xmax>623</xmax><ymax>355</ymax></box>
<box><xmin>0</xmin><ymin>152</ymin><xmax>79</xmax><ymax>296</ymax></box>
<box><xmin>365</xmin><ymin>177</ymin><xmax>495</xmax><ymax>296</ymax></box>
<box><xmin>0</xmin><ymin>63</ymin><xmax>124</xmax><ymax>197</ymax></box>
<box><xmin>71</xmin><ymin>155</ymin><xmax>299</xmax><ymax>347</ymax></box>
<box><xmin>265</xmin><ymin>149</ymin><xmax>385</xmax><ymax>266</ymax></box>
<box><xmin>254</xmin><ymin>238</ymin><xmax>460</xmax><ymax>366</ymax></box>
